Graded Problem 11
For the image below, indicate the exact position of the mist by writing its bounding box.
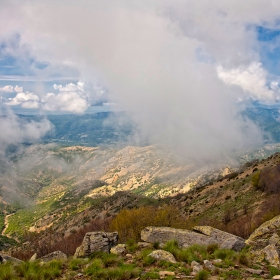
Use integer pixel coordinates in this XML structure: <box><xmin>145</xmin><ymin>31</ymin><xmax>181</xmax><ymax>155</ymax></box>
<box><xmin>2</xmin><ymin>1</ymin><xmax>280</xmax><ymax>162</ymax></box>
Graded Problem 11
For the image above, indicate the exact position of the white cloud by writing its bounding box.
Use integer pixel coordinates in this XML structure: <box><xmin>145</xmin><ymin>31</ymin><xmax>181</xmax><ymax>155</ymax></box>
<box><xmin>217</xmin><ymin>62</ymin><xmax>277</xmax><ymax>101</ymax></box>
<box><xmin>1</xmin><ymin>81</ymin><xmax>92</xmax><ymax>113</ymax></box>
<box><xmin>6</xmin><ymin>91</ymin><xmax>40</xmax><ymax>106</ymax></box>
<box><xmin>0</xmin><ymin>110</ymin><xmax>51</xmax><ymax>151</ymax></box>
<box><xmin>3</xmin><ymin>1</ymin><xmax>280</xmax><ymax>161</ymax></box>
<box><xmin>14</xmin><ymin>85</ymin><xmax>23</xmax><ymax>93</ymax></box>
<box><xmin>0</xmin><ymin>85</ymin><xmax>14</xmax><ymax>92</ymax></box>
<box><xmin>43</xmin><ymin>91</ymin><xmax>89</xmax><ymax>113</ymax></box>
<box><xmin>53</xmin><ymin>82</ymin><xmax>84</xmax><ymax>92</ymax></box>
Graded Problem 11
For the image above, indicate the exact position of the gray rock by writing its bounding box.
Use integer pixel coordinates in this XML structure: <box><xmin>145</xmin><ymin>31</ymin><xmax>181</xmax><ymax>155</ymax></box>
<box><xmin>0</xmin><ymin>254</ymin><xmax>22</xmax><ymax>263</ymax></box>
<box><xmin>203</xmin><ymin>260</ymin><xmax>215</xmax><ymax>271</ymax></box>
<box><xmin>141</xmin><ymin>226</ymin><xmax>245</xmax><ymax>251</ymax></box>
<box><xmin>40</xmin><ymin>251</ymin><xmax>67</xmax><ymax>262</ymax></box>
<box><xmin>220</xmin><ymin>237</ymin><xmax>245</xmax><ymax>252</ymax></box>
<box><xmin>148</xmin><ymin>249</ymin><xmax>177</xmax><ymax>263</ymax></box>
<box><xmin>246</xmin><ymin>268</ymin><xmax>263</xmax><ymax>275</ymax></box>
<box><xmin>246</xmin><ymin>215</ymin><xmax>280</xmax><ymax>252</ymax></box>
<box><xmin>137</xmin><ymin>242</ymin><xmax>152</xmax><ymax>249</ymax></box>
<box><xmin>110</xmin><ymin>244</ymin><xmax>126</xmax><ymax>255</ymax></box>
<box><xmin>191</xmin><ymin>261</ymin><xmax>203</xmax><ymax>275</ymax></box>
<box><xmin>263</xmin><ymin>244</ymin><xmax>280</xmax><ymax>267</ymax></box>
<box><xmin>75</xmin><ymin>231</ymin><xmax>118</xmax><ymax>258</ymax></box>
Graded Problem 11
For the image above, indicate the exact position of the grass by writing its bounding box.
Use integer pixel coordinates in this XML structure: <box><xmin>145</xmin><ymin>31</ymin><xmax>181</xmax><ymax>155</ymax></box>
<box><xmin>0</xmin><ymin>262</ymin><xmax>16</xmax><ymax>280</ymax></box>
<box><xmin>14</xmin><ymin>260</ymin><xmax>63</xmax><ymax>280</ymax></box>
<box><xmin>163</xmin><ymin>241</ymin><xmax>212</xmax><ymax>264</ymax></box>
<box><xmin>195</xmin><ymin>270</ymin><xmax>209</xmax><ymax>280</ymax></box>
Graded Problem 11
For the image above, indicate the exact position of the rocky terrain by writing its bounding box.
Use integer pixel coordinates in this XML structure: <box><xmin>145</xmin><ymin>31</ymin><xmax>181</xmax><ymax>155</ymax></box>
<box><xmin>2</xmin><ymin>218</ymin><xmax>280</xmax><ymax>279</ymax></box>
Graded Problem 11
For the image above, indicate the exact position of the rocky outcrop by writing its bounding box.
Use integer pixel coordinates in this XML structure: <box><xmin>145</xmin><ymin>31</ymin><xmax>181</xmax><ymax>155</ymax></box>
<box><xmin>141</xmin><ymin>226</ymin><xmax>245</xmax><ymax>251</ymax></box>
<box><xmin>75</xmin><ymin>231</ymin><xmax>118</xmax><ymax>258</ymax></box>
<box><xmin>246</xmin><ymin>215</ymin><xmax>280</xmax><ymax>265</ymax></box>
<box><xmin>40</xmin><ymin>251</ymin><xmax>67</xmax><ymax>262</ymax></box>
<box><xmin>246</xmin><ymin>215</ymin><xmax>280</xmax><ymax>251</ymax></box>
<box><xmin>148</xmin><ymin>250</ymin><xmax>176</xmax><ymax>263</ymax></box>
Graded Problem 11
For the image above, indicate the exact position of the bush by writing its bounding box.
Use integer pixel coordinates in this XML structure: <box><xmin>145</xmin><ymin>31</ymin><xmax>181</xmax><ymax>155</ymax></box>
<box><xmin>195</xmin><ymin>269</ymin><xmax>209</xmax><ymax>280</ymax></box>
<box><xmin>251</xmin><ymin>171</ymin><xmax>260</xmax><ymax>188</ymax></box>
<box><xmin>84</xmin><ymin>259</ymin><xmax>104</xmax><ymax>276</ymax></box>
<box><xmin>110</xmin><ymin>205</ymin><xmax>185</xmax><ymax>242</ymax></box>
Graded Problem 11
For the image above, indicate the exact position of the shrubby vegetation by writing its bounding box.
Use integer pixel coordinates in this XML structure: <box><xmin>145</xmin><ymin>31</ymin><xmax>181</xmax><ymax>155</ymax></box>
<box><xmin>110</xmin><ymin>205</ymin><xmax>187</xmax><ymax>242</ymax></box>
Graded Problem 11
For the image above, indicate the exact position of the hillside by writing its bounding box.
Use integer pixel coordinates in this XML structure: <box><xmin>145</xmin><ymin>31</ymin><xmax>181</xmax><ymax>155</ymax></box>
<box><xmin>1</xmin><ymin>142</ymin><xmax>280</xmax><ymax>259</ymax></box>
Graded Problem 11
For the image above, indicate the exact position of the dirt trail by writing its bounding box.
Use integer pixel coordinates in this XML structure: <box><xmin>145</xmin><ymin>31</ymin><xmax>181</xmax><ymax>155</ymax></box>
<box><xmin>2</xmin><ymin>213</ymin><xmax>20</xmax><ymax>242</ymax></box>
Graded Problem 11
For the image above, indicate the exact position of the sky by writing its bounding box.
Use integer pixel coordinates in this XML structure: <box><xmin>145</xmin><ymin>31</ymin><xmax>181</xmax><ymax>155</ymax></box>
<box><xmin>1</xmin><ymin>0</ymin><xmax>280</xmax><ymax>162</ymax></box>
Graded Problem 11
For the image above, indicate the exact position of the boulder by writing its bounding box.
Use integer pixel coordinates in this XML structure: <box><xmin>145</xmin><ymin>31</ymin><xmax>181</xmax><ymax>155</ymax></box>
<box><xmin>75</xmin><ymin>231</ymin><xmax>118</xmax><ymax>258</ymax></box>
<box><xmin>203</xmin><ymin>260</ymin><xmax>215</xmax><ymax>271</ymax></box>
<box><xmin>40</xmin><ymin>251</ymin><xmax>67</xmax><ymax>262</ymax></box>
<box><xmin>0</xmin><ymin>254</ymin><xmax>22</xmax><ymax>263</ymax></box>
<box><xmin>191</xmin><ymin>261</ymin><xmax>203</xmax><ymax>275</ymax></box>
<box><xmin>148</xmin><ymin>249</ymin><xmax>176</xmax><ymax>263</ymax></box>
<box><xmin>246</xmin><ymin>215</ymin><xmax>280</xmax><ymax>251</ymax></box>
<box><xmin>141</xmin><ymin>226</ymin><xmax>245</xmax><ymax>251</ymax></box>
<box><xmin>110</xmin><ymin>244</ymin><xmax>126</xmax><ymax>255</ymax></box>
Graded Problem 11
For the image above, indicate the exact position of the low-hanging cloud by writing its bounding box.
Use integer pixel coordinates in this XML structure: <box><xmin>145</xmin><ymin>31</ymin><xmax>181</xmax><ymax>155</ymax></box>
<box><xmin>2</xmin><ymin>1</ymin><xmax>280</xmax><ymax>162</ymax></box>
<box><xmin>0</xmin><ymin>108</ymin><xmax>52</xmax><ymax>151</ymax></box>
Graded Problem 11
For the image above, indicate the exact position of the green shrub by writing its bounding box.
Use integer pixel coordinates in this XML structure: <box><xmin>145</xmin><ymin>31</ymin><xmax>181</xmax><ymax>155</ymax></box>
<box><xmin>252</xmin><ymin>171</ymin><xmax>260</xmax><ymax>188</ymax></box>
<box><xmin>206</xmin><ymin>243</ymin><xmax>219</xmax><ymax>254</ymax></box>
<box><xmin>92</xmin><ymin>266</ymin><xmax>140</xmax><ymax>280</ymax></box>
<box><xmin>269</xmin><ymin>265</ymin><xmax>280</xmax><ymax>277</ymax></box>
<box><xmin>195</xmin><ymin>270</ymin><xmax>209</xmax><ymax>280</ymax></box>
<box><xmin>69</xmin><ymin>257</ymin><xmax>88</xmax><ymax>270</ymax></box>
<box><xmin>237</xmin><ymin>252</ymin><xmax>250</xmax><ymax>266</ymax></box>
<box><xmin>153</xmin><ymin>241</ymin><xmax>160</xmax><ymax>249</ymax></box>
<box><xmin>173</xmin><ymin>244</ymin><xmax>210</xmax><ymax>264</ymax></box>
<box><xmin>141</xmin><ymin>271</ymin><xmax>159</xmax><ymax>279</ymax></box>
<box><xmin>84</xmin><ymin>259</ymin><xmax>104</xmax><ymax>276</ymax></box>
<box><xmin>163</xmin><ymin>240</ymin><xmax>179</xmax><ymax>254</ymax></box>
<box><xmin>126</xmin><ymin>239</ymin><xmax>138</xmax><ymax>252</ymax></box>
<box><xmin>213</xmin><ymin>248</ymin><xmax>236</xmax><ymax>261</ymax></box>
<box><xmin>0</xmin><ymin>262</ymin><xmax>16</xmax><ymax>280</ymax></box>
<box><xmin>89</xmin><ymin>251</ymin><xmax>120</xmax><ymax>267</ymax></box>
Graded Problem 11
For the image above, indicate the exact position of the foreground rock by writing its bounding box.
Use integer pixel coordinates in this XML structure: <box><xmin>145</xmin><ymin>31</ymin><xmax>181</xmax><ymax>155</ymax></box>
<box><xmin>0</xmin><ymin>253</ymin><xmax>22</xmax><ymax>263</ymax></box>
<box><xmin>40</xmin><ymin>251</ymin><xmax>67</xmax><ymax>262</ymax></box>
<box><xmin>141</xmin><ymin>226</ymin><xmax>245</xmax><ymax>251</ymax></box>
<box><xmin>148</xmin><ymin>250</ymin><xmax>176</xmax><ymax>263</ymax></box>
<box><xmin>75</xmin><ymin>231</ymin><xmax>118</xmax><ymax>258</ymax></box>
<box><xmin>247</xmin><ymin>215</ymin><xmax>280</xmax><ymax>251</ymax></box>
<box><xmin>110</xmin><ymin>244</ymin><xmax>126</xmax><ymax>255</ymax></box>
<box><xmin>246</xmin><ymin>215</ymin><xmax>280</xmax><ymax>264</ymax></box>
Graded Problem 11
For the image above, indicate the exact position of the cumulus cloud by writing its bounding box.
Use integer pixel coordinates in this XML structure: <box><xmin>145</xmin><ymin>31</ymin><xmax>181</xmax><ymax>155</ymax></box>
<box><xmin>2</xmin><ymin>1</ymin><xmax>280</xmax><ymax>162</ymax></box>
<box><xmin>42</xmin><ymin>91</ymin><xmax>89</xmax><ymax>113</ymax></box>
<box><xmin>0</xmin><ymin>85</ymin><xmax>14</xmax><ymax>93</ymax></box>
<box><xmin>0</xmin><ymin>81</ymin><xmax>96</xmax><ymax>113</ymax></box>
<box><xmin>217</xmin><ymin>62</ymin><xmax>278</xmax><ymax>101</ymax></box>
<box><xmin>6</xmin><ymin>91</ymin><xmax>39</xmax><ymax>106</ymax></box>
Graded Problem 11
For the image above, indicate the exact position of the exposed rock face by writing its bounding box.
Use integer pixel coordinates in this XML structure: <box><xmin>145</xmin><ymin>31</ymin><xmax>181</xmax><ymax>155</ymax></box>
<box><xmin>246</xmin><ymin>215</ymin><xmax>280</xmax><ymax>265</ymax></box>
<box><xmin>263</xmin><ymin>244</ymin><xmax>280</xmax><ymax>267</ymax></box>
<box><xmin>148</xmin><ymin>250</ymin><xmax>176</xmax><ymax>263</ymax></box>
<box><xmin>75</xmin><ymin>231</ymin><xmax>118</xmax><ymax>258</ymax></box>
<box><xmin>40</xmin><ymin>251</ymin><xmax>67</xmax><ymax>262</ymax></box>
<box><xmin>246</xmin><ymin>215</ymin><xmax>280</xmax><ymax>251</ymax></box>
<box><xmin>141</xmin><ymin>226</ymin><xmax>245</xmax><ymax>251</ymax></box>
